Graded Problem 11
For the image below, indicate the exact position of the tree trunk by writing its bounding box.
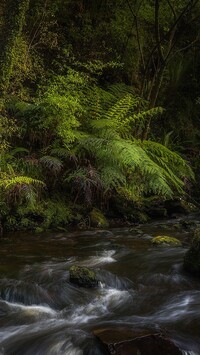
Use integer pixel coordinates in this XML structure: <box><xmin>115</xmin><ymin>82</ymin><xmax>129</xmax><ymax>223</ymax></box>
<box><xmin>143</xmin><ymin>66</ymin><xmax>165</xmax><ymax>140</ymax></box>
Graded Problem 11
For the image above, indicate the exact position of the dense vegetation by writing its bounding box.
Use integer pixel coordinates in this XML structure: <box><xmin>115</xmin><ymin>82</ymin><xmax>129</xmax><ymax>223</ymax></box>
<box><xmin>0</xmin><ymin>0</ymin><xmax>200</xmax><ymax>232</ymax></box>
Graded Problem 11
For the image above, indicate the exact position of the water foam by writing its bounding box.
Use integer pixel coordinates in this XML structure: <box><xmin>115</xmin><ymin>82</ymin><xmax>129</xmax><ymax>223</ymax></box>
<box><xmin>0</xmin><ymin>300</ymin><xmax>57</xmax><ymax>318</ymax></box>
<box><xmin>79</xmin><ymin>250</ymin><xmax>116</xmax><ymax>267</ymax></box>
<box><xmin>68</xmin><ymin>288</ymin><xmax>132</xmax><ymax>324</ymax></box>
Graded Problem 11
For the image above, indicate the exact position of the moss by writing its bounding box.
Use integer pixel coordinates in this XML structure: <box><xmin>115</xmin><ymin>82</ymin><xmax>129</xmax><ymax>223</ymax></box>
<box><xmin>69</xmin><ymin>265</ymin><xmax>99</xmax><ymax>288</ymax></box>
<box><xmin>35</xmin><ymin>227</ymin><xmax>44</xmax><ymax>234</ymax></box>
<box><xmin>151</xmin><ymin>236</ymin><xmax>182</xmax><ymax>247</ymax></box>
<box><xmin>3</xmin><ymin>197</ymin><xmax>76</xmax><ymax>232</ymax></box>
<box><xmin>16</xmin><ymin>199</ymin><xmax>73</xmax><ymax>230</ymax></box>
<box><xmin>90</xmin><ymin>208</ymin><xmax>109</xmax><ymax>228</ymax></box>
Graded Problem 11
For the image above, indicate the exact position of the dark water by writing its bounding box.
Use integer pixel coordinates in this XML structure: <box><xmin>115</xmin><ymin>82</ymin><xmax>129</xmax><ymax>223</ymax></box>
<box><xmin>0</xmin><ymin>217</ymin><xmax>200</xmax><ymax>354</ymax></box>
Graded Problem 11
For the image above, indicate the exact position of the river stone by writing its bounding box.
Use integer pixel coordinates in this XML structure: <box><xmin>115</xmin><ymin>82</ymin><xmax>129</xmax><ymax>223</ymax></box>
<box><xmin>151</xmin><ymin>236</ymin><xmax>182</xmax><ymax>247</ymax></box>
<box><xmin>69</xmin><ymin>265</ymin><xmax>99</xmax><ymax>288</ymax></box>
<box><xmin>90</xmin><ymin>208</ymin><xmax>109</xmax><ymax>228</ymax></box>
<box><xmin>184</xmin><ymin>230</ymin><xmax>200</xmax><ymax>276</ymax></box>
<box><xmin>94</xmin><ymin>330</ymin><xmax>182</xmax><ymax>355</ymax></box>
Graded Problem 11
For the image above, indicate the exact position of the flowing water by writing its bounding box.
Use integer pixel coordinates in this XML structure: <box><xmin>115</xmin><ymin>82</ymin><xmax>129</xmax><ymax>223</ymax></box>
<box><xmin>0</xmin><ymin>217</ymin><xmax>200</xmax><ymax>354</ymax></box>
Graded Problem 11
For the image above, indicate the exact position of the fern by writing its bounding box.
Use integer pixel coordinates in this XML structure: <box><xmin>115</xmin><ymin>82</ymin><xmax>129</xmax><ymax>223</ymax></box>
<box><xmin>39</xmin><ymin>156</ymin><xmax>63</xmax><ymax>174</ymax></box>
<box><xmin>3</xmin><ymin>76</ymin><xmax>194</xmax><ymax>210</ymax></box>
<box><xmin>142</xmin><ymin>140</ymin><xmax>194</xmax><ymax>180</ymax></box>
<box><xmin>0</xmin><ymin>175</ymin><xmax>45</xmax><ymax>189</ymax></box>
<box><xmin>66</xmin><ymin>166</ymin><xmax>102</xmax><ymax>205</ymax></box>
<box><xmin>0</xmin><ymin>173</ymin><xmax>45</xmax><ymax>209</ymax></box>
<box><xmin>50</xmin><ymin>147</ymin><xmax>78</xmax><ymax>164</ymax></box>
<box><xmin>105</xmin><ymin>94</ymin><xmax>135</xmax><ymax>123</ymax></box>
<box><xmin>100</xmin><ymin>165</ymin><xmax>126</xmax><ymax>190</ymax></box>
<box><xmin>74</xmin><ymin>86</ymin><xmax>194</xmax><ymax>201</ymax></box>
<box><xmin>108</xmin><ymin>83</ymin><xmax>137</xmax><ymax>98</ymax></box>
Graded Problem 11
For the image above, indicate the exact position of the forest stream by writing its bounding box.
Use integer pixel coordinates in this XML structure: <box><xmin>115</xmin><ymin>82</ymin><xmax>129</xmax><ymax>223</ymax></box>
<box><xmin>0</xmin><ymin>216</ymin><xmax>200</xmax><ymax>354</ymax></box>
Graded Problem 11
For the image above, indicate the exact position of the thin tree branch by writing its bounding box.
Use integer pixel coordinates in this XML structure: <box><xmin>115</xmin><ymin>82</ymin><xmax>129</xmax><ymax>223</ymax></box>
<box><xmin>140</xmin><ymin>0</ymin><xmax>199</xmax><ymax>99</ymax></box>
<box><xmin>168</xmin><ymin>33</ymin><xmax>200</xmax><ymax>61</ymax></box>
<box><xmin>166</xmin><ymin>0</ymin><xmax>199</xmax><ymax>42</ymax></box>
<box><xmin>166</xmin><ymin>0</ymin><xmax>177</xmax><ymax>20</ymax></box>
<box><xmin>120</xmin><ymin>20</ymin><xmax>135</xmax><ymax>61</ymax></box>
<box><xmin>26</xmin><ymin>0</ymin><xmax>48</xmax><ymax>57</ymax></box>
<box><xmin>155</xmin><ymin>0</ymin><xmax>164</xmax><ymax>63</ymax></box>
<box><xmin>126</xmin><ymin>0</ymin><xmax>145</xmax><ymax>70</ymax></box>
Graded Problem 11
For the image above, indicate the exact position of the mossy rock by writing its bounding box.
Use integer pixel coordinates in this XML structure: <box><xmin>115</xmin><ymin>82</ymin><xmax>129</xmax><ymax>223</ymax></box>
<box><xmin>69</xmin><ymin>265</ymin><xmax>99</xmax><ymax>288</ymax></box>
<box><xmin>151</xmin><ymin>236</ymin><xmax>182</xmax><ymax>247</ymax></box>
<box><xmin>184</xmin><ymin>234</ymin><xmax>200</xmax><ymax>276</ymax></box>
<box><xmin>90</xmin><ymin>208</ymin><xmax>109</xmax><ymax>228</ymax></box>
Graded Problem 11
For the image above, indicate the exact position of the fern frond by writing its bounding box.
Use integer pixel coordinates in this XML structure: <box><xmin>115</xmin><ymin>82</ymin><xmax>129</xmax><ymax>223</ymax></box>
<box><xmin>113</xmin><ymin>139</ymin><xmax>170</xmax><ymax>194</ymax></box>
<box><xmin>66</xmin><ymin>167</ymin><xmax>101</xmax><ymax>187</ymax></box>
<box><xmin>142</xmin><ymin>140</ymin><xmax>194</xmax><ymax>179</ymax></box>
<box><xmin>133</xmin><ymin>107</ymin><xmax>163</xmax><ymax>121</ymax></box>
<box><xmin>107</xmin><ymin>83</ymin><xmax>137</xmax><ymax>98</ymax></box>
<box><xmin>20</xmin><ymin>185</ymin><xmax>38</xmax><ymax>209</ymax></box>
<box><xmin>39</xmin><ymin>156</ymin><xmax>63</xmax><ymax>174</ymax></box>
<box><xmin>0</xmin><ymin>176</ymin><xmax>45</xmax><ymax>190</ymax></box>
<box><xmin>105</xmin><ymin>94</ymin><xmax>136</xmax><ymax>122</ymax></box>
<box><xmin>85</xmin><ymin>87</ymin><xmax>104</xmax><ymax>120</ymax></box>
<box><xmin>100</xmin><ymin>166</ymin><xmax>126</xmax><ymax>190</ymax></box>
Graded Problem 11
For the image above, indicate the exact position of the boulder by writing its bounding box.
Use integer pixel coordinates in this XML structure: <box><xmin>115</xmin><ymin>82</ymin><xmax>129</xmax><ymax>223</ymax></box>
<box><xmin>90</xmin><ymin>208</ymin><xmax>109</xmax><ymax>228</ymax></box>
<box><xmin>94</xmin><ymin>329</ymin><xmax>181</xmax><ymax>355</ymax></box>
<box><xmin>164</xmin><ymin>198</ymin><xmax>199</xmax><ymax>217</ymax></box>
<box><xmin>184</xmin><ymin>229</ymin><xmax>200</xmax><ymax>276</ymax></box>
<box><xmin>148</xmin><ymin>207</ymin><xmax>168</xmax><ymax>219</ymax></box>
<box><xmin>151</xmin><ymin>236</ymin><xmax>182</xmax><ymax>247</ymax></box>
<box><xmin>69</xmin><ymin>265</ymin><xmax>99</xmax><ymax>288</ymax></box>
<box><xmin>164</xmin><ymin>199</ymin><xmax>188</xmax><ymax>216</ymax></box>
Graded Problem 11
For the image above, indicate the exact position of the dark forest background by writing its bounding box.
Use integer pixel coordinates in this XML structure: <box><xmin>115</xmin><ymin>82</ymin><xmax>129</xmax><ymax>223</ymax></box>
<box><xmin>0</xmin><ymin>0</ymin><xmax>200</xmax><ymax>232</ymax></box>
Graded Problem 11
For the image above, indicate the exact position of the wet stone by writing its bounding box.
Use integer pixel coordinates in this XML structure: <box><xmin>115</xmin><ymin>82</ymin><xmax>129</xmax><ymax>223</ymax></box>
<box><xmin>69</xmin><ymin>265</ymin><xmax>99</xmax><ymax>288</ymax></box>
<box><xmin>151</xmin><ymin>236</ymin><xmax>182</xmax><ymax>247</ymax></box>
<box><xmin>94</xmin><ymin>330</ymin><xmax>182</xmax><ymax>355</ymax></box>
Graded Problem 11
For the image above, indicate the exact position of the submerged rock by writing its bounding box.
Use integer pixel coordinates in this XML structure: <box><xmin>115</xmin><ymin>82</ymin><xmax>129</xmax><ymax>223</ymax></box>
<box><xmin>151</xmin><ymin>236</ymin><xmax>182</xmax><ymax>247</ymax></box>
<box><xmin>184</xmin><ymin>230</ymin><xmax>200</xmax><ymax>276</ymax></box>
<box><xmin>94</xmin><ymin>329</ymin><xmax>182</xmax><ymax>355</ymax></box>
<box><xmin>90</xmin><ymin>208</ymin><xmax>109</xmax><ymax>228</ymax></box>
<box><xmin>69</xmin><ymin>265</ymin><xmax>99</xmax><ymax>288</ymax></box>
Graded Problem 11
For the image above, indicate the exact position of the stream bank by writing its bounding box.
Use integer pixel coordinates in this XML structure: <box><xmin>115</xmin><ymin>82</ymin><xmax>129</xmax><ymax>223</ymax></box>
<box><xmin>0</xmin><ymin>215</ymin><xmax>200</xmax><ymax>354</ymax></box>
